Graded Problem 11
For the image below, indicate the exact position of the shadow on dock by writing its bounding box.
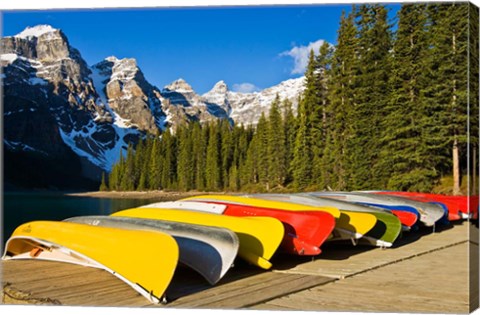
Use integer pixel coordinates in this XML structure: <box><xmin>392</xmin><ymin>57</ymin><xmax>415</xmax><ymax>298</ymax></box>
<box><xmin>165</xmin><ymin>260</ymin><xmax>263</xmax><ymax>302</ymax></box>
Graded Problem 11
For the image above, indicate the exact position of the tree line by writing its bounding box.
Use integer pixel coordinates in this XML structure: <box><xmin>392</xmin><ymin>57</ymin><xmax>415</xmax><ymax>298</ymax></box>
<box><xmin>101</xmin><ymin>2</ymin><xmax>479</xmax><ymax>194</ymax></box>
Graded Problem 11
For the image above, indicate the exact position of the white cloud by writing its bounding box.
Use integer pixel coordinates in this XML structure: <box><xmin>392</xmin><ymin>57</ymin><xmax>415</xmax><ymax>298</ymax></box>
<box><xmin>280</xmin><ymin>39</ymin><xmax>326</xmax><ymax>74</ymax></box>
<box><xmin>232</xmin><ymin>82</ymin><xmax>261</xmax><ymax>93</ymax></box>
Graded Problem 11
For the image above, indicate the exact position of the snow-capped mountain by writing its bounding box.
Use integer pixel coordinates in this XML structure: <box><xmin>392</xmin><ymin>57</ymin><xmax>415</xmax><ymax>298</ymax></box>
<box><xmin>204</xmin><ymin>77</ymin><xmax>305</xmax><ymax>126</ymax></box>
<box><xmin>2</xmin><ymin>25</ymin><xmax>305</xmax><ymax>188</ymax></box>
<box><xmin>2</xmin><ymin>25</ymin><xmax>137</xmax><ymax>178</ymax></box>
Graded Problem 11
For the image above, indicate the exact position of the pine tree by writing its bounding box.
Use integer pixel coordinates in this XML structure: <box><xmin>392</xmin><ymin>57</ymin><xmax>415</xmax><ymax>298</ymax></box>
<box><xmin>99</xmin><ymin>172</ymin><xmax>108</xmax><ymax>191</ymax></box>
<box><xmin>140</xmin><ymin>136</ymin><xmax>154</xmax><ymax>189</ymax></box>
<box><xmin>468</xmin><ymin>4</ymin><xmax>479</xmax><ymax>192</ymax></box>
<box><xmin>267</xmin><ymin>95</ymin><xmax>286</xmax><ymax>188</ymax></box>
<box><xmin>205</xmin><ymin>122</ymin><xmax>221</xmax><ymax>191</ymax></box>
<box><xmin>137</xmin><ymin>172</ymin><xmax>147</xmax><ymax>191</ymax></box>
<box><xmin>292</xmin><ymin>50</ymin><xmax>317</xmax><ymax>189</ymax></box>
<box><xmin>160</xmin><ymin>129</ymin><xmax>176</xmax><ymax>190</ymax></box>
<box><xmin>255</xmin><ymin>112</ymin><xmax>270</xmax><ymax>189</ymax></box>
<box><xmin>148</xmin><ymin>137</ymin><xmax>162</xmax><ymax>190</ymax></box>
<box><xmin>109</xmin><ymin>153</ymin><xmax>125</xmax><ymax>191</ymax></box>
<box><xmin>228</xmin><ymin>164</ymin><xmax>240</xmax><ymax>191</ymax></box>
<box><xmin>192</xmin><ymin>122</ymin><xmax>207</xmax><ymax>191</ymax></box>
<box><xmin>348</xmin><ymin>4</ymin><xmax>392</xmax><ymax>190</ymax></box>
<box><xmin>120</xmin><ymin>143</ymin><xmax>136</xmax><ymax>191</ymax></box>
<box><xmin>177</xmin><ymin>125</ymin><xmax>194</xmax><ymax>191</ymax></box>
<box><xmin>427</xmin><ymin>3</ymin><xmax>469</xmax><ymax>194</ymax></box>
<box><xmin>282</xmin><ymin>98</ymin><xmax>297</xmax><ymax>186</ymax></box>
<box><xmin>313</xmin><ymin>42</ymin><xmax>333</xmax><ymax>188</ymax></box>
<box><xmin>242</xmin><ymin>125</ymin><xmax>260</xmax><ymax>187</ymax></box>
<box><xmin>238</xmin><ymin>124</ymin><xmax>255</xmax><ymax>188</ymax></box>
<box><xmin>133</xmin><ymin>139</ymin><xmax>145</xmax><ymax>189</ymax></box>
<box><xmin>326</xmin><ymin>9</ymin><xmax>358</xmax><ymax>190</ymax></box>
<box><xmin>220</xmin><ymin>120</ymin><xmax>234</xmax><ymax>190</ymax></box>
<box><xmin>379</xmin><ymin>3</ymin><xmax>440</xmax><ymax>191</ymax></box>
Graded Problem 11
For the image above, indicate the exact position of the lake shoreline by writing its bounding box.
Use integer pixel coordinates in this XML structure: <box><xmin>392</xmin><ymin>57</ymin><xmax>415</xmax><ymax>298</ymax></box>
<box><xmin>65</xmin><ymin>190</ymin><xmax>219</xmax><ymax>200</ymax></box>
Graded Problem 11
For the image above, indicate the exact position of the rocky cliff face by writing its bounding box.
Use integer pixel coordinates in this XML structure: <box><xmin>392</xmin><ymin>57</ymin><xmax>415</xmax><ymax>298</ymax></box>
<box><xmin>91</xmin><ymin>56</ymin><xmax>167</xmax><ymax>134</ymax></box>
<box><xmin>2</xmin><ymin>24</ymin><xmax>305</xmax><ymax>189</ymax></box>
<box><xmin>1</xmin><ymin>25</ymin><xmax>131</xmax><ymax>184</ymax></box>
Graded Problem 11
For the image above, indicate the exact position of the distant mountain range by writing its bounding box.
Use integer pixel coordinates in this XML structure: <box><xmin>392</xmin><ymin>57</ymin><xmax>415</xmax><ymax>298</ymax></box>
<box><xmin>1</xmin><ymin>25</ymin><xmax>305</xmax><ymax>189</ymax></box>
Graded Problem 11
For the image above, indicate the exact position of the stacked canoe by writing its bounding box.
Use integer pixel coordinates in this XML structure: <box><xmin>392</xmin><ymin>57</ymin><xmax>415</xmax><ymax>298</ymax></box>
<box><xmin>3</xmin><ymin>191</ymin><xmax>477</xmax><ymax>304</ymax></box>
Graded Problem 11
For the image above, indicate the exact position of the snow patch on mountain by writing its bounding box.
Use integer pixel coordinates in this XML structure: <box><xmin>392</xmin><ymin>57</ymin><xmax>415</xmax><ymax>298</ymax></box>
<box><xmin>1</xmin><ymin>53</ymin><xmax>18</xmax><ymax>64</ymax></box>
<box><xmin>200</xmin><ymin>76</ymin><xmax>305</xmax><ymax>126</ymax></box>
<box><xmin>16</xmin><ymin>25</ymin><xmax>59</xmax><ymax>39</ymax></box>
<box><xmin>59</xmin><ymin>119</ymin><xmax>141</xmax><ymax>171</ymax></box>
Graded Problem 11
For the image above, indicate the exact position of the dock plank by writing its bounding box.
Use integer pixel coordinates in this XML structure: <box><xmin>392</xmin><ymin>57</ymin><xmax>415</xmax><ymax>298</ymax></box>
<box><xmin>1</xmin><ymin>260</ymin><xmax>149</xmax><ymax>307</ymax></box>
<box><xmin>255</xmin><ymin>241</ymin><xmax>471</xmax><ymax>313</ymax></box>
<box><xmin>165</xmin><ymin>271</ymin><xmax>334</xmax><ymax>308</ymax></box>
<box><xmin>270</xmin><ymin>221</ymin><xmax>470</xmax><ymax>279</ymax></box>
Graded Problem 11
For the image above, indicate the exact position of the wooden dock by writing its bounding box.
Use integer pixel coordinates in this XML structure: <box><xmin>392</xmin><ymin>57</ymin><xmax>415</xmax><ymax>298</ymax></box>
<box><xmin>1</xmin><ymin>221</ymin><xmax>478</xmax><ymax>313</ymax></box>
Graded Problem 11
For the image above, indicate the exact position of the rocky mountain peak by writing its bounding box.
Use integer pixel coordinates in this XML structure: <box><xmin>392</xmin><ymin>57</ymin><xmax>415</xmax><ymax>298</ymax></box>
<box><xmin>208</xmin><ymin>80</ymin><xmax>229</xmax><ymax>95</ymax></box>
<box><xmin>2</xmin><ymin>24</ymin><xmax>77</xmax><ymax>63</ymax></box>
<box><xmin>105</xmin><ymin>55</ymin><xmax>119</xmax><ymax>63</ymax></box>
<box><xmin>163</xmin><ymin>78</ymin><xmax>194</xmax><ymax>92</ymax></box>
<box><xmin>15</xmin><ymin>25</ymin><xmax>60</xmax><ymax>40</ymax></box>
<box><xmin>94</xmin><ymin>56</ymin><xmax>139</xmax><ymax>83</ymax></box>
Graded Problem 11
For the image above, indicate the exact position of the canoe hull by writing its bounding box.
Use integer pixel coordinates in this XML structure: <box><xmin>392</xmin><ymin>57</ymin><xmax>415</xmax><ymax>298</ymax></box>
<box><xmin>65</xmin><ymin>215</ymin><xmax>239</xmax><ymax>285</ymax></box>
<box><xmin>188</xmin><ymin>200</ymin><xmax>335</xmax><ymax>255</ymax></box>
<box><xmin>3</xmin><ymin>221</ymin><xmax>179</xmax><ymax>303</ymax></box>
<box><xmin>183</xmin><ymin>195</ymin><xmax>377</xmax><ymax>241</ymax></box>
<box><xmin>371</xmin><ymin>191</ymin><xmax>479</xmax><ymax>221</ymax></box>
<box><xmin>292</xmin><ymin>193</ymin><xmax>402</xmax><ymax>247</ymax></box>
<box><xmin>235</xmin><ymin>194</ymin><xmax>378</xmax><ymax>242</ymax></box>
<box><xmin>311</xmin><ymin>192</ymin><xmax>445</xmax><ymax>227</ymax></box>
<box><xmin>111</xmin><ymin>208</ymin><xmax>284</xmax><ymax>270</ymax></box>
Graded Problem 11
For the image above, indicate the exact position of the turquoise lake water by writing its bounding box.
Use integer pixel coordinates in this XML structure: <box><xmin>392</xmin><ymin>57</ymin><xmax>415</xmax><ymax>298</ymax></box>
<box><xmin>2</xmin><ymin>192</ymin><xmax>158</xmax><ymax>250</ymax></box>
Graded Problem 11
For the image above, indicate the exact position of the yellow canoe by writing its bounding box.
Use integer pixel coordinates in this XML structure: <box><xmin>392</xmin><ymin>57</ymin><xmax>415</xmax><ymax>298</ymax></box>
<box><xmin>182</xmin><ymin>195</ymin><xmax>377</xmax><ymax>240</ymax></box>
<box><xmin>112</xmin><ymin>208</ymin><xmax>284</xmax><ymax>270</ymax></box>
<box><xmin>3</xmin><ymin>221</ymin><xmax>179</xmax><ymax>303</ymax></box>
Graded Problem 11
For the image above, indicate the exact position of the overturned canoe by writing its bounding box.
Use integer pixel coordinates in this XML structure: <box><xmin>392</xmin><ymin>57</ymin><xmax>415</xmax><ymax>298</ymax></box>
<box><xmin>184</xmin><ymin>195</ymin><xmax>376</xmax><ymax>242</ymax></box>
<box><xmin>370</xmin><ymin>191</ymin><xmax>478</xmax><ymax>221</ymax></box>
<box><xmin>297</xmin><ymin>192</ymin><xmax>418</xmax><ymax>228</ymax></box>
<box><xmin>182</xmin><ymin>194</ymin><xmax>341</xmax><ymax>218</ymax></box>
<box><xmin>311</xmin><ymin>191</ymin><xmax>445</xmax><ymax>227</ymax></box>
<box><xmin>112</xmin><ymin>208</ymin><xmax>284</xmax><ymax>270</ymax></box>
<box><xmin>2</xmin><ymin>220</ymin><xmax>179</xmax><ymax>304</ymax></box>
<box><xmin>293</xmin><ymin>194</ymin><xmax>403</xmax><ymax>247</ymax></box>
<box><xmin>182</xmin><ymin>194</ymin><xmax>376</xmax><ymax>241</ymax></box>
<box><xmin>65</xmin><ymin>215</ymin><xmax>239</xmax><ymax>285</ymax></box>
<box><xmin>171</xmin><ymin>200</ymin><xmax>334</xmax><ymax>256</ymax></box>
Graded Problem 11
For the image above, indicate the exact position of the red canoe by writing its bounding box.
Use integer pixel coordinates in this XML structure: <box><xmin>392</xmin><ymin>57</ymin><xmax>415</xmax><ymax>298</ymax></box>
<box><xmin>373</xmin><ymin>191</ymin><xmax>479</xmax><ymax>221</ymax></box>
<box><xmin>192</xmin><ymin>201</ymin><xmax>335</xmax><ymax>256</ymax></box>
<box><xmin>387</xmin><ymin>208</ymin><xmax>418</xmax><ymax>228</ymax></box>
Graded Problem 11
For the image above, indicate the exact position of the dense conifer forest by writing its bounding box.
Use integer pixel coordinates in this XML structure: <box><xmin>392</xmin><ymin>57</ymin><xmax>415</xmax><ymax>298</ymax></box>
<box><xmin>102</xmin><ymin>3</ymin><xmax>479</xmax><ymax>194</ymax></box>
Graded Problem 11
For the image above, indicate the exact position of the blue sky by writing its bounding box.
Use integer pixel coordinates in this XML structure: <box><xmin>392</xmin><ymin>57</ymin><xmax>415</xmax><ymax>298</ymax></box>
<box><xmin>2</xmin><ymin>4</ymin><xmax>400</xmax><ymax>94</ymax></box>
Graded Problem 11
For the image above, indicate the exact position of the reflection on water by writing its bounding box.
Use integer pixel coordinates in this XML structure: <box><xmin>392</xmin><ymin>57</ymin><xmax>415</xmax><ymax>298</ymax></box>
<box><xmin>2</xmin><ymin>192</ymin><xmax>161</xmax><ymax>250</ymax></box>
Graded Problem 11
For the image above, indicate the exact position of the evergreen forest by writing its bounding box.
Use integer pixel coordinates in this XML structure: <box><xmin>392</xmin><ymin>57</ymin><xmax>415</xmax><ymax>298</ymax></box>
<box><xmin>102</xmin><ymin>3</ymin><xmax>479</xmax><ymax>194</ymax></box>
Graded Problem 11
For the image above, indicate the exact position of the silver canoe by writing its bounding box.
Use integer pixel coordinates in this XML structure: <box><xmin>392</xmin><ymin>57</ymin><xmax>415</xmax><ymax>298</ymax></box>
<box><xmin>65</xmin><ymin>215</ymin><xmax>239</xmax><ymax>285</ymax></box>
<box><xmin>308</xmin><ymin>191</ymin><xmax>445</xmax><ymax>226</ymax></box>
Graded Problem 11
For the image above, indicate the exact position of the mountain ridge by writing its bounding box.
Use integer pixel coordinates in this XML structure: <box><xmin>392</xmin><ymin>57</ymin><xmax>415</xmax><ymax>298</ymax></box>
<box><xmin>1</xmin><ymin>24</ymin><xmax>305</xmax><ymax>188</ymax></box>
